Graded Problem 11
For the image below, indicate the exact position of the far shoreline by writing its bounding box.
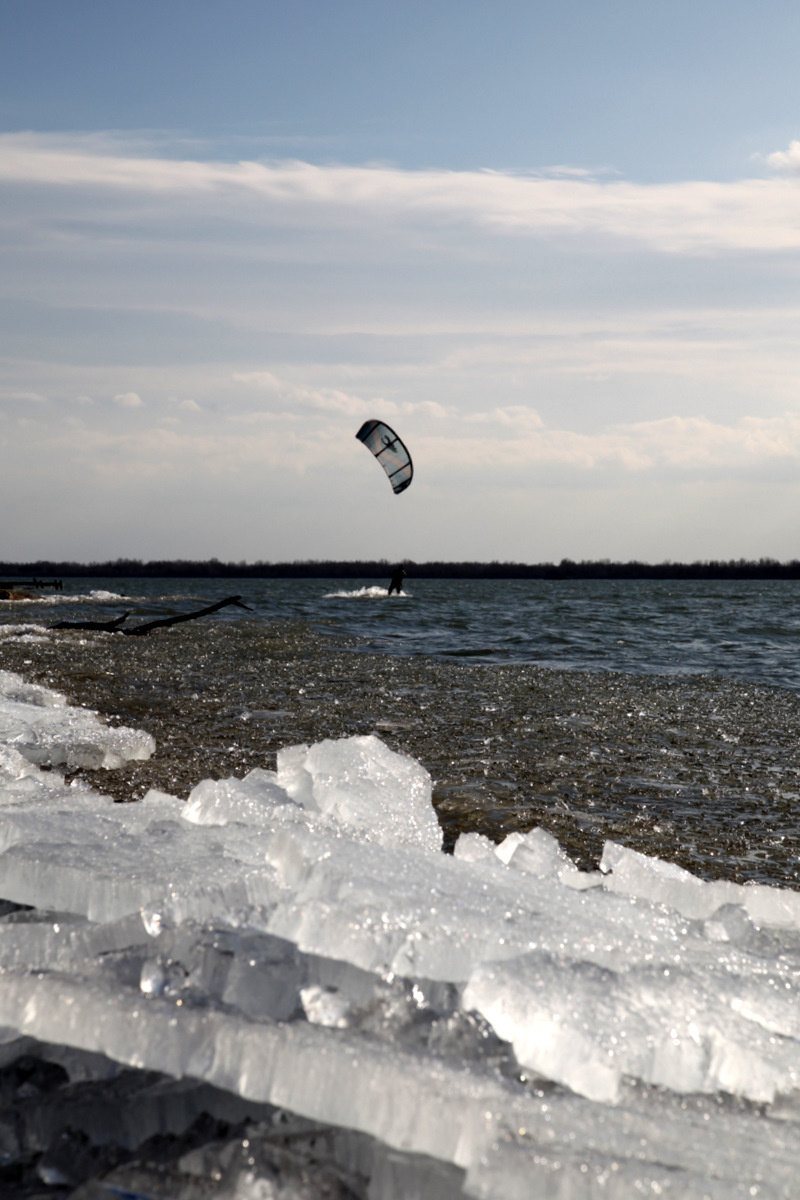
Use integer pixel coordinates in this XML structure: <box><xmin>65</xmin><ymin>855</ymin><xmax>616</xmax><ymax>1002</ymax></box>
<box><xmin>3</xmin><ymin>557</ymin><xmax>800</xmax><ymax>582</ymax></box>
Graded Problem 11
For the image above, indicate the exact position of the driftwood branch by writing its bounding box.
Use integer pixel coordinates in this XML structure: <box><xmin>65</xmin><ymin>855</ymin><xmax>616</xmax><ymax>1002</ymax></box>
<box><xmin>123</xmin><ymin>595</ymin><xmax>252</xmax><ymax>635</ymax></box>
<box><xmin>50</xmin><ymin>612</ymin><xmax>132</xmax><ymax>632</ymax></box>
<box><xmin>51</xmin><ymin>595</ymin><xmax>252</xmax><ymax>636</ymax></box>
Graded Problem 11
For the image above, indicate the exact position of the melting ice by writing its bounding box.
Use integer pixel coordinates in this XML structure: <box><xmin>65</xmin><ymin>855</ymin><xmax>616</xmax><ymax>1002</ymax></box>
<box><xmin>0</xmin><ymin>669</ymin><xmax>799</xmax><ymax>1197</ymax></box>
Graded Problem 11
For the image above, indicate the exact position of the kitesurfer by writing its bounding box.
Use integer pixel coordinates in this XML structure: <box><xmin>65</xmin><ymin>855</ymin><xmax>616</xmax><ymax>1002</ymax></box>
<box><xmin>388</xmin><ymin>564</ymin><xmax>406</xmax><ymax>596</ymax></box>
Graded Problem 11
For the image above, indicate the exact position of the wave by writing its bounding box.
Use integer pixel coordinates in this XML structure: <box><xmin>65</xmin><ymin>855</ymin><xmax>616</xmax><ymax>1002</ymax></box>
<box><xmin>86</xmin><ymin>589</ymin><xmax>128</xmax><ymax>601</ymax></box>
<box><xmin>324</xmin><ymin>586</ymin><xmax>409</xmax><ymax>600</ymax></box>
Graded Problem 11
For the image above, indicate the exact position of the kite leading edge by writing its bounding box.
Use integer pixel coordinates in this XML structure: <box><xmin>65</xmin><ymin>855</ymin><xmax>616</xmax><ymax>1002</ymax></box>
<box><xmin>355</xmin><ymin>420</ymin><xmax>413</xmax><ymax>494</ymax></box>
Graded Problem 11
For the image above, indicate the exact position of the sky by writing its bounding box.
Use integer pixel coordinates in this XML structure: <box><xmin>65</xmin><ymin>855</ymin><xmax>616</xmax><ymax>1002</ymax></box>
<box><xmin>3</xmin><ymin>1</ymin><xmax>800</xmax><ymax>564</ymax></box>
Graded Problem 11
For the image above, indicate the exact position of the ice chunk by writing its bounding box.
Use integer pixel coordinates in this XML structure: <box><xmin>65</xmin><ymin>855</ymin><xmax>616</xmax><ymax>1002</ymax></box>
<box><xmin>0</xmin><ymin>669</ymin><xmax>66</xmax><ymax>708</ymax></box>
<box><xmin>452</xmin><ymin>832</ymin><xmax>496</xmax><ymax>863</ymax></box>
<box><xmin>3</xmin><ymin>684</ymin><xmax>800</xmax><ymax>1193</ymax></box>
<box><xmin>276</xmin><ymin>734</ymin><xmax>441</xmax><ymax>853</ymax></box>
<box><xmin>300</xmin><ymin>984</ymin><xmax>352</xmax><ymax>1028</ymax></box>
<box><xmin>501</xmin><ymin>826</ymin><xmax>602</xmax><ymax>890</ymax></box>
<box><xmin>464</xmin><ymin>946</ymin><xmax>800</xmax><ymax>1105</ymax></box>
<box><xmin>0</xmin><ymin>744</ymin><xmax>116</xmax><ymax>816</ymax></box>
<box><xmin>602</xmin><ymin>840</ymin><xmax>800</xmax><ymax>928</ymax></box>
<box><xmin>183</xmin><ymin>769</ymin><xmax>292</xmax><ymax>826</ymax></box>
<box><xmin>222</xmin><ymin>936</ymin><xmax>304</xmax><ymax>1021</ymax></box>
<box><xmin>0</xmin><ymin>670</ymin><xmax>154</xmax><ymax>770</ymax></box>
<box><xmin>463</xmin><ymin>955</ymin><xmax>624</xmax><ymax>1102</ymax></box>
<box><xmin>139</xmin><ymin>787</ymin><xmax>185</xmax><ymax>816</ymax></box>
<box><xmin>0</xmin><ymin>623</ymin><xmax>50</xmax><ymax>644</ymax></box>
<box><xmin>494</xmin><ymin>831</ymin><xmax>525</xmax><ymax>864</ymax></box>
<box><xmin>274</xmin><ymin>742</ymin><xmax>315</xmax><ymax>807</ymax></box>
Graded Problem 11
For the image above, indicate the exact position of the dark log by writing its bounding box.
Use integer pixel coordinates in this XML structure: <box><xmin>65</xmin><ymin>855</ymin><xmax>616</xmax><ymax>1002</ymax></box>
<box><xmin>122</xmin><ymin>595</ymin><xmax>252</xmax><ymax>636</ymax></box>
<box><xmin>50</xmin><ymin>596</ymin><xmax>252</xmax><ymax>636</ymax></box>
<box><xmin>51</xmin><ymin>613</ymin><xmax>132</xmax><ymax>631</ymax></box>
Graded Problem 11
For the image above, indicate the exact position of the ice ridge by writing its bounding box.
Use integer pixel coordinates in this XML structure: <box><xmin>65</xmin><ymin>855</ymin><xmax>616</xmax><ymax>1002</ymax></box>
<box><xmin>1</xmin><ymin>675</ymin><xmax>800</xmax><ymax>1195</ymax></box>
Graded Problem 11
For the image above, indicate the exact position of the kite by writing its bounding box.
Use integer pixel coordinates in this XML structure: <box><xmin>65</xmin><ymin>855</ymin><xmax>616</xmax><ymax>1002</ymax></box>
<box><xmin>355</xmin><ymin>420</ymin><xmax>413</xmax><ymax>494</ymax></box>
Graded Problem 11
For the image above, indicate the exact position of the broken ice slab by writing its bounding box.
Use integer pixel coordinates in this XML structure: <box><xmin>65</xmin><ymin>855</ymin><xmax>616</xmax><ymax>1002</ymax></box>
<box><xmin>0</xmin><ymin>668</ymin><xmax>67</xmax><ymax>708</ymax></box>
<box><xmin>457</xmin><ymin>826</ymin><xmax>603</xmax><ymax>889</ymax></box>
<box><xmin>0</xmin><ymin>969</ymin><xmax>796</xmax><ymax>1198</ymax></box>
<box><xmin>89</xmin><ymin>1121</ymin><xmax>468</xmax><ymax>1200</ymax></box>
<box><xmin>601</xmin><ymin>838</ymin><xmax>800</xmax><ymax>927</ymax></box>
<box><xmin>7</xmin><ymin>782</ymin><xmax>800</xmax><ymax>1115</ymax></box>
<box><xmin>184</xmin><ymin>734</ymin><xmax>442</xmax><ymax>854</ymax></box>
<box><xmin>0</xmin><ymin>967</ymin><xmax>500</xmax><ymax>1168</ymax></box>
<box><xmin>463</xmin><ymin>948</ymin><xmax>800</xmax><ymax>1106</ymax></box>
<box><xmin>276</xmin><ymin>734</ymin><xmax>442</xmax><ymax>853</ymax></box>
<box><xmin>0</xmin><ymin>668</ymin><xmax>155</xmax><ymax>770</ymax></box>
<box><xmin>182</xmin><ymin>769</ymin><xmax>294</xmax><ymax>827</ymax></box>
<box><xmin>500</xmin><ymin>825</ymin><xmax>604</xmax><ymax>889</ymax></box>
<box><xmin>4</xmin><ymin>688</ymin><xmax>800</xmax><ymax>1192</ymax></box>
<box><xmin>0</xmin><ymin>816</ymin><xmax>272</xmax><ymax>922</ymax></box>
<box><xmin>0</xmin><ymin>743</ymin><xmax>108</xmax><ymax>810</ymax></box>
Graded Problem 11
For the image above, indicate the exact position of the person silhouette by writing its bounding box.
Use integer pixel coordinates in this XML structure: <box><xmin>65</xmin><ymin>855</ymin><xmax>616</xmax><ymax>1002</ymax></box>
<box><xmin>388</xmin><ymin>564</ymin><xmax>406</xmax><ymax>595</ymax></box>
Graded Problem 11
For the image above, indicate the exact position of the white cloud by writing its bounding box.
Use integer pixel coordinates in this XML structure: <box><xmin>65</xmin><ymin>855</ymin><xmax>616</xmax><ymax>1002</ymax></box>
<box><xmin>6</xmin><ymin>135</ymin><xmax>800</xmax><ymax>560</ymax></box>
<box><xmin>47</xmin><ymin>394</ymin><xmax>800</xmax><ymax>482</ymax></box>
<box><xmin>227</xmin><ymin>367</ymin><xmax>800</xmax><ymax>477</ymax></box>
<box><xmin>424</xmin><ymin>411</ymin><xmax>800</xmax><ymax>475</ymax></box>
<box><xmin>4</xmin><ymin>132</ymin><xmax>800</xmax><ymax>255</ymax></box>
<box><xmin>233</xmin><ymin>371</ymin><xmax>395</xmax><ymax>418</ymax></box>
<box><xmin>234</xmin><ymin>371</ymin><xmax>459</xmax><ymax>422</ymax></box>
<box><xmin>624</xmin><ymin>413</ymin><xmax>800</xmax><ymax>468</ymax></box>
<box><xmin>232</xmin><ymin>371</ymin><xmax>282</xmax><ymax>392</ymax></box>
<box><xmin>766</xmin><ymin>140</ymin><xmax>800</xmax><ymax>174</ymax></box>
<box><xmin>51</xmin><ymin>416</ymin><xmax>347</xmax><ymax>480</ymax></box>
<box><xmin>401</xmin><ymin>400</ymin><xmax>455</xmax><ymax>419</ymax></box>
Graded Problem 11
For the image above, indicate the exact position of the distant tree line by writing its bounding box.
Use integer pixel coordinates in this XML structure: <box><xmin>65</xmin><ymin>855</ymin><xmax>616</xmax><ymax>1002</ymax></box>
<box><xmin>4</xmin><ymin>557</ymin><xmax>800</xmax><ymax>580</ymax></box>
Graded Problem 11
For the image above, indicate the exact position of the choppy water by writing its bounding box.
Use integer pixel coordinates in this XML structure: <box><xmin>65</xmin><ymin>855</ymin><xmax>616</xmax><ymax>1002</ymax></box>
<box><xmin>3</xmin><ymin>575</ymin><xmax>800</xmax><ymax>891</ymax></box>
<box><xmin>6</xmin><ymin>575</ymin><xmax>800</xmax><ymax>683</ymax></box>
<box><xmin>320</xmin><ymin>577</ymin><xmax>800</xmax><ymax>688</ymax></box>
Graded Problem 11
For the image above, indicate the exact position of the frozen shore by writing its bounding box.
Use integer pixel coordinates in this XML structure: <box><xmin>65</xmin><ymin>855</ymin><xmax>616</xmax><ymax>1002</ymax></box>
<box><xmin>1</xmin><ymin>667</ymin><xmax>800</xmax><ymax>1197</ymax></box>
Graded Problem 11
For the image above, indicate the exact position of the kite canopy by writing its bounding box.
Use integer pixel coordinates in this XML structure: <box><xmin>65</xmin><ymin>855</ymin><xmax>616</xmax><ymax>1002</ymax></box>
<box><xmin>355</xmin><ymin>420</ymin><xmax>413</xmax><ymax>494</ymax></box>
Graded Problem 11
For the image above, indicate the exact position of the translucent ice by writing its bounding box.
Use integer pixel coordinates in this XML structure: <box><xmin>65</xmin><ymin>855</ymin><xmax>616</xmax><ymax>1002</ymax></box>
<box><xmin>602</xmin><ymin>838</ymin><xmax>800</xmax><ymax>926</ymax></box>
<box><xmin>499</xmin><ymin>825</ymin><xmax>603</xmax><ymax>890</ymax></box>
<box><xmin>0</xmin><ymin>668</ymin><xmax>66</xmax><ymax>708</ymax></box>
<box><xmin>276</xmin><ymin>734</ymin><xmax>442</xmax><ymax>852</ymax></box>
<box><xmin>463</xmin><ymin>948</ymin><xmax>800</xmax><ymax>1104</ymax></box>
<box><xmin>453</xmin><ymin>831</ymin><xmax>497</xmax><ymax>864</ymax></box>
<box><xmin>182</xmin><ymin>768</ymin><xmax>293</xmax><ymax>826</ymax></box>
<box><xmin>0</xmin><ymin>669</ymin><xmax>154</xmax><ymax>770</ymax></box>
<box><xmin>300</xmin><ymin>983</ymin><xmax>353</xmax><ymax>1028</ymax></box>
<box><xmin>2</xmin><ymin>684</ymin><xmax>800</xmax><ymax>1195</ymax></box>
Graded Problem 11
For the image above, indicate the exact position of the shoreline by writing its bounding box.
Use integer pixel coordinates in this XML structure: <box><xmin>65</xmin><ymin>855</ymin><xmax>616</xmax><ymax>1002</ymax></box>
<box><xmin>6</xmin><ymin>557</ymin><xmax>800</xmax><ymax>581</ymax></box>
<box><xmin>2</xmin><ymin>616</ymin><xmax>799</xmax><ymax>886</ymax></box>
